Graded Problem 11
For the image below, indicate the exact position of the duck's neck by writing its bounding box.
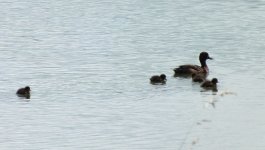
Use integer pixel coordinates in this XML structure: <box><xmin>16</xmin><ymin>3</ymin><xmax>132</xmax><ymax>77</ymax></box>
<box><xmin>200</xmin><ymin>59</ymin><xmax>207</xmax><ymax>68</ymax></box>
<box><xmin>200</xmin><ymin>60</ymin><xmax>209</xmax><ymax>73</ymax></box>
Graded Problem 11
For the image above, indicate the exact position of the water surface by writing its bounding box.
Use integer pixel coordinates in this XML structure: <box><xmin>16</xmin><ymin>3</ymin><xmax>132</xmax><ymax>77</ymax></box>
<box><xmin>1</xmin><ymin>0</ymin><xmax>265</xmax><ymax>150</ymax></box>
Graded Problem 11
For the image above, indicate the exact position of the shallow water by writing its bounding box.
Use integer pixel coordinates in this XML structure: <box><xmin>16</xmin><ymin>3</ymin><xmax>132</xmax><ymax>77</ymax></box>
<box><xmin>1</xmin><ymin>0</ymin><xmax>265</xmax><ymax>150</ymax></box>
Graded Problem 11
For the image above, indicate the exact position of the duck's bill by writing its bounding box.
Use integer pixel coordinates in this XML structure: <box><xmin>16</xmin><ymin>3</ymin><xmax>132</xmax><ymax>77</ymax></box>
<box><xmin>208</xmin><ymin>57</ymin><xmax>213</xmax><ymax>60</ymax></box>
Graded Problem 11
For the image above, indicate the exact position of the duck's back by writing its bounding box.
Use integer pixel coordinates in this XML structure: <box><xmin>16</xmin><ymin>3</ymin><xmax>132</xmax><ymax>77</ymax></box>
<box><xmin>201</xmin><ymin>81</ymin><xmax>218</xmax><ymax>92</ymax></box>
<box><xmin>179</xmin><ymin>64</ymin><xmax>201</xmax><ymax>70</ymax></box>
<box><xmin>174</xmin><ymin>64</ymin><xmax>202</xmax><ymax>75</ymax></box>
<box><xmin>16</xmin><ymin>88</ymin><xmax>26</xmax><ymax>95</ymax></box>
<box><xmin>201</xmin><ymin>81</ymin><xmax>212</xmax><ymax>87</ymax></box>
<box><xmin>16</xmin><ymin>88</ymin><xmax>30</xmax><ymax>95</ymax></box>
<box><xmin>150</xmin><ymin>75</ymin><xmax>161</xmax><ymax>83</ymax></box>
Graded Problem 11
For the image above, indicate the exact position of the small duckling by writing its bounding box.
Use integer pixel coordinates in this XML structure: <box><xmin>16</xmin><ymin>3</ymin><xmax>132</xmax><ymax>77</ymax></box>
<box><xmin>16</xmin><ymin>86</ymin><xmax>31</xmax><ymax>99</ymax></box>
<box><xmin>150</xmin><ymin>74</ymin><xmax>167</xmax><ymax>84</ymax></box>
<box><xmin>192</xmin><ymin>73</ymin><xmax>206</xmax><ymax>83</ymax></box>
<box><xmin>201</xmin><ymin>78</ymin><xmax>218</xmax><ymax>91</ymax></box>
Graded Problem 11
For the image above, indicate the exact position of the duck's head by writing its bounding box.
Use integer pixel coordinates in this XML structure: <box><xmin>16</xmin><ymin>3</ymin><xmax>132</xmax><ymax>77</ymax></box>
<box><xmin>160</xmin><ymin>74</ymin><xmax>166</xmax><ymax>80</ymax></box>
<box><xmin>199</xmin><ymin>52</ymin><xmax>213</xmax><ymax>61</ymax></box>
<box><xmin>211</xmin><ymin>78</ymin><xmax>218</xmax><ymax>84</ymax></box>
<box><xmin>25</xmin><ymin>86</ymin><xmax>31</xmax><ymax>92</ymax></box>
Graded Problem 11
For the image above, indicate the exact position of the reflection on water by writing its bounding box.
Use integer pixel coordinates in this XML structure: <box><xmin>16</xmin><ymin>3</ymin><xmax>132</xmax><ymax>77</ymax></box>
<box><xmin>0</xmin><ymin>0</ymin><xmax>265</xmax><ymax>150</ymax></box>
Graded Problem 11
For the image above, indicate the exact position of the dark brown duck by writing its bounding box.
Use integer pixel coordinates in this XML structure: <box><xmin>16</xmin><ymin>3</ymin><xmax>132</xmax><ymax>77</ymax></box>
<box><xmin>174</xmin><ymin>52</ymin><xmax>213</xmax><ymax>77</ymax></box>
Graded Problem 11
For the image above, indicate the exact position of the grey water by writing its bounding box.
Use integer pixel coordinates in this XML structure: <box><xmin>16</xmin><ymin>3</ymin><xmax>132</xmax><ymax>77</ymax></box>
<box><xmin>1</xmin><ymin>0</ymin><xmax>265</xmax><ymax>149</ymax></box>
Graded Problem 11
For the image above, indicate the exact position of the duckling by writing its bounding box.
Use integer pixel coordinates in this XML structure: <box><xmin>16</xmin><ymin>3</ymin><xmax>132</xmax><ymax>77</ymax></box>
<box><xmin>150</xmin><ymin>74</ymin><xmax>167</xmax><ymax>84</ymax></box>
<box><xmin>174</xmin><ymin>52</ymin><xmax>213</xmax><ymax>77</ymax></box>
<box><xmin>201</xmin><ymin>78</ymin><xmax>218</xmax><ymax>91</ymax></box>
<box><xmin>16</xmin><ymin>86</ymin><xmax>31</xmax><ymax>99</ymax></box>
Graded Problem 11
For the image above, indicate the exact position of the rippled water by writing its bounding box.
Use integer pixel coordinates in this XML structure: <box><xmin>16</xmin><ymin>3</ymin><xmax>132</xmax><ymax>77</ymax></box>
<box><xmin>1</xmin><ymin>0</ymin><xmax>265</xmax><ymax>150</ymax></box>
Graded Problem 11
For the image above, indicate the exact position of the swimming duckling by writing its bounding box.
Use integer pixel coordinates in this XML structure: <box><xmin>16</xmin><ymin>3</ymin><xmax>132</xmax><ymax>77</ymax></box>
<box><xmin>16</xmin><ymin>86</ymin><xmax>31</xmax><ymax>99</ymax></box>
<box><xmin>201</xmin><ymin>78</ymin><xmax>218</xmax><ymax>91</ymax></box>
<box><xmin>150</xmin><ymin>74</ymin><xmax>167</xmax><ymax>84</ymax></box>
<box><xmin>174</xmin><ymin>52</ymin><xmax>213</xmax><ymax>77</ymax></box>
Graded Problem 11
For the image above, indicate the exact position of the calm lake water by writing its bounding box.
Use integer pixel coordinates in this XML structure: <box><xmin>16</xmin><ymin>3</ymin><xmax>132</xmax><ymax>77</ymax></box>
<box><xmin>1</xmin><ymin>0</ymin><xmax>265</xmax><ymax>150</ymax></box>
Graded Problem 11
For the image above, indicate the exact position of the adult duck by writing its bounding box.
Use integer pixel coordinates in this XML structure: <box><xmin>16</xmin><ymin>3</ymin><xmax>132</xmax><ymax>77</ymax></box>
<box><xmin>174</xmin><ymin>52</ymin><xmax>213</xmax><ymax>77</ymax></box>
